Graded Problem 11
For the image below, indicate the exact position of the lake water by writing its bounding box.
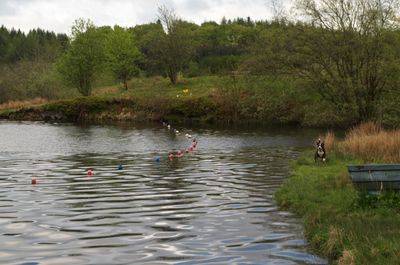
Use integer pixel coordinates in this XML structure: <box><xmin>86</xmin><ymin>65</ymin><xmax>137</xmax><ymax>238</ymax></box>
<box><xmin>0</xmin><ymin>121</ymin><xmax>327</xmax><ymax>265</ymax></box>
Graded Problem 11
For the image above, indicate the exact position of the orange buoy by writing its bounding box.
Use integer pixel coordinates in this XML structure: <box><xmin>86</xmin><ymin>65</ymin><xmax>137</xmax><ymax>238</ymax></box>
<box><xmin>168</xmin><ymin>153</ymin><xmax>174</xmax><ymax>160</ymax></box>
<box><xmin>31</xmin><ymin>178</ymin><xmax>37</xmax><ymax>185</ymax></box>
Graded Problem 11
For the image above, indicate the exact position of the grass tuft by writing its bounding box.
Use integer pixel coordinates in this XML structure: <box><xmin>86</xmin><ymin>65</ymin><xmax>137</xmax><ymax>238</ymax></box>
<box><xmin>339</xmin><ymin>122</ymin><xmax>400</xmax><ymax>163</ymax></box>
<box><xmin>325</xmin><ymin>226</ymin><xmax>344</xmax><ymax>259</ymax></box>
<box><xmin>338</xmin><ymin>250</ymin><xmax>356</xmax><ymax>265</ymax></box>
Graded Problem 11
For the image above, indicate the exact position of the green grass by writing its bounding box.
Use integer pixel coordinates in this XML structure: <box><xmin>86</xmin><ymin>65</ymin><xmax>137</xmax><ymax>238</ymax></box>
<box><xmin>1</xmin><ymin>74</ymin><xmax>399</xmax><ymax>127</ymax></box>
<box><xmin>275</xmin><ymin>151</ymin><xmax>400</xmax><ymax>264</ymax></box>
<box><xmin>0</xmin><ymin>75</ymin><xmax>308</xmax><ymax>124</ymax></box>
<box><xmin>0</xmin><ymin>75</ymin><xmax>359</xmax><ymax>126</ymax></box>
<box><xmin>93</xmin><ymin>75</ymin><xmax>225</xmax><ymax>99</ymax></box>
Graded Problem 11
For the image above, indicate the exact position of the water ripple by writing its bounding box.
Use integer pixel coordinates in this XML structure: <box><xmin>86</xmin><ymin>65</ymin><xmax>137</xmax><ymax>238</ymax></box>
<box><xmin>0</xmin><ymin>122</ymin><xmax>327</xmax><ymax>265</ymax></box>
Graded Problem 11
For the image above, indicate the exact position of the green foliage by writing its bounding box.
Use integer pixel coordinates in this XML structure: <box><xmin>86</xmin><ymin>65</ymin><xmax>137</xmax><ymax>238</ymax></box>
<box><xmin>356</xmin><ymin>191</ymin><xmax>400</xmax><ymax>210</ymax></box>
<box><xmin>0</xmin><ymin>59</ymin><xmax>71</xmax><ymax>103</ymax></box>
<box><xmin>289</xmin><ymin>0</ymin><xmax>400</xmax><ymax>122</ymax></box>
<box><xmin>168</xmin><ymin>96</ymin><xmax>217</xmax><ymax>123</ymax></box>
<box><xmin>276</xmin><ymin>151</ymin><xmax>400</xmax><ymax>264</ymax></box>
<box><xmin>1</xmin><ymin>8</ymin><xmax>400</xmax><ymax>126</ymax></box>
<box><xmin>130</xmin><ymin>22</ymin><xmax>165</xmax><ymax>76</ymax></box>
<box><xmin>57</xmin><ymin>19</ymin><xmax>105</xmax><ymax>96</ymax></box>
<box><xmin>0</xmin><ymin>26</ymin><xmax>67</xmax><ymax>63</ymax></box>
<box><xmin>0</xmin><ymin>26</ymin><xmax>69</xmax><ymax>103</ymax></box>
<box><xmin>151</xmin><ymin>7</ymin><xmax>197</xmax><ymax>84</ymax></box>
<box><xmin>105</xmin><ymin>26</ymin><xmax>141</xmax><ymax>90</ymax></box>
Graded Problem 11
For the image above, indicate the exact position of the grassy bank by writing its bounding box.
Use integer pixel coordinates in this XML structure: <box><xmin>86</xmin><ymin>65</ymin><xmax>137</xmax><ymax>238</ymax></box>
<box><xmin>276</xmin><ymin>123</ymin><xmax>400</xmax><ymax>264</ymax></box>
<box><xmin>0</xmin><ymin>75</ymin><xmax>361</xmax><ymax>127</ymax></box>
<box><xmin>1</xmin><ymin>76</ymin><xmax>399</xmax><ymax>127</ymax></box>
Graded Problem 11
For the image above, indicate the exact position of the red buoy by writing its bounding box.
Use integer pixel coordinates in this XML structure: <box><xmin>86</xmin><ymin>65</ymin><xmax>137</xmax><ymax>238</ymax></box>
<box><xmin>87</xmin><ymin>169</ymin><xmax>92</xmax><ymax>176</ymax></box>
<box><xmin>31</xmin><ymin>178</ymin><xmax>37</xmax><ymax>185</ymax></box>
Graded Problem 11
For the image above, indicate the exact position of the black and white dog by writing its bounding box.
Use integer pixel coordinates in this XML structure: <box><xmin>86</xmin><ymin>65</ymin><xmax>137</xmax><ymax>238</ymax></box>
<box><xmin>314</xmin><ymin>138</ymin><xmax>326</xmax><ymax>162</ymax></box>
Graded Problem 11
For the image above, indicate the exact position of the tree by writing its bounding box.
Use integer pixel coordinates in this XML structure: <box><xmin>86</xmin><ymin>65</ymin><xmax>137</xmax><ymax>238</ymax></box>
<box><xmin>57</xmin><ymin>19</ymin><xmax>105</xmax><ymax>96</ymax></box>
<box><xmin>155</xmin><ymin>6</ymin><xmax>196</xmax><ymax>84</ymax></box>
<box><xmin>130</xmin><ymin>22</ymin><xmax>165</xmax><ymax>75</ymax></box>
<box><xmin>105</xmin><ymin>26</ymin><xmax>141</xmax><ymax>90</ymax></box>
<box><xmin>0</xmin><ymin>26</ymin><xmax>11</xmax><ymax>62</ymax></box>
<box><xmin>293</xmin><ymin>0</ymin><xmax>400</xmax><ymax>121</ymax></box>
<box><xmin>244</xmin><ymin>21</ymin><xmax>294</xmax><ymax>76</ymax></box>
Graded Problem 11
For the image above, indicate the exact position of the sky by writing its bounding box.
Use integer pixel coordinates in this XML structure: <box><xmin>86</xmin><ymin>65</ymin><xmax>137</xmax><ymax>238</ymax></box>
<box><xmin>0</xmin><ymin>0</ymin><xmax>292</xmax><ymax>34</ymax></box>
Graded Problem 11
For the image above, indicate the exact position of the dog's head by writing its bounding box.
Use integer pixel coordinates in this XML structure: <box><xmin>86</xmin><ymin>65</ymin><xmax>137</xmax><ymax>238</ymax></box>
<box><xmin>317</xmin><ymin>143</ymin><xmax>324</xmax><ymax>152</ymax></box>
<box><xmin>316</xmin><ymin>138</ymin><xmax>325</xmax><ymax>151</ymax></box>
<box><xmin>320</xmin><ymin>142</ymin><xmax>325</xmax><ymax>150</ymax></box>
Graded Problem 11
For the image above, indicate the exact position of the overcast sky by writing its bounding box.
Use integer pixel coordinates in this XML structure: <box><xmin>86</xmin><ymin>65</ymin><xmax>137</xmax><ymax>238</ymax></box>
<box><xmin>0</xmin><ymin>0</ymin><xmax>293</xmax><ymax>34</ymax></box>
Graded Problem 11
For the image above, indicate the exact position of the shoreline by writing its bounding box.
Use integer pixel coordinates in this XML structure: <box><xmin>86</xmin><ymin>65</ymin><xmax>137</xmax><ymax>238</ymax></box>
<box><xmin>1</xmin><ymin>75</ymin><xmax>398</xmax><ymax>128</ymax></box>
<box><xmin>275</xmin><ymin>150</ymin><xmax>400</xmax><ymax>265</ymax></box>
<box><xmin>0</xmin><ymin>94</ymin><xmax>344</xmax><ymax>128</ymax></box>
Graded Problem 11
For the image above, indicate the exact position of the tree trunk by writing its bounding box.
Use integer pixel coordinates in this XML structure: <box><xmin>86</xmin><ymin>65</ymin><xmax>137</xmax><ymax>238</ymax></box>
<box><xmin>168</xmin><ymin>69</ymin><xmax>178</xmax><ymax>84</ymax></box>
<box><xmin>123</xmin><ymin>79</ymin><xmax>128</xmax><ymax>90</ymax></box>
<box><xmin>79</xmin><ymin>76</ymin><xmax>91</xmax><ymax>96</ymax></box>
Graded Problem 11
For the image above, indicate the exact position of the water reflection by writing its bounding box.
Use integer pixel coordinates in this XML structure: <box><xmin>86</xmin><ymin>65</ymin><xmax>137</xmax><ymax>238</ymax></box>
<box><xmin>0</xmin><ymin>121</ymin><xmax>327</xmax><ymax>265</ymax></box>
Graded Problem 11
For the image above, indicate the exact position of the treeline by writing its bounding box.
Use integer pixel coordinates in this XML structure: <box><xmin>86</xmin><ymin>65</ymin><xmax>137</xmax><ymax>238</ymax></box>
<box><xmin>1</xmin><ymin>0</ymin><xmax>400</xmax><ymax>126</ymax></box>
<box><xmin>0</xmin><ymin>26</ymin><xmax>70</xmax><ymax>102</ymax></box>
<box><xmin>0</xmin><ymin>26</ymin><xmax>68</xmax><ymax>62</ymax></box>
<box><xmin>55</xmin><ymin>12</ymin><xmax>275</xmax><ymax>95</ymax></box>
<box><xmin>0</xmin><ymin>15</ymin><xmax>267</xmax><ymax>102</ymax></box>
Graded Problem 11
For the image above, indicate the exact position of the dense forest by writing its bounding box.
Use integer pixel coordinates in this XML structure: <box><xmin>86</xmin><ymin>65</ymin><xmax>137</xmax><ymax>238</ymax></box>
<box><xmin>0</xmin><ymin>26</ymin><xmax>69</xmax><ymax>100</ymax></box>
<box><xmin>1</xmin><ymin>0</ymin><xmax>400</xmax><ymax>126</ymax></box>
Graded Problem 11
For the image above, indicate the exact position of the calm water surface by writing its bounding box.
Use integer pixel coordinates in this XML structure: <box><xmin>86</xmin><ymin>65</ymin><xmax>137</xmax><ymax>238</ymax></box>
<box><xmin>0</xmin><ymin>121</ymin><xmax>327</xmax><ymax>265</ymax></box>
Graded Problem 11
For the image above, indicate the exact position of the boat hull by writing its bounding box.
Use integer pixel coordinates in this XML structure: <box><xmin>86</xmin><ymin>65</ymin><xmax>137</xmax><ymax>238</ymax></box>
<box><xmin>347</xmin><ymin>164</ymin><xmax>400</xmax><ymax>192</ymax></box>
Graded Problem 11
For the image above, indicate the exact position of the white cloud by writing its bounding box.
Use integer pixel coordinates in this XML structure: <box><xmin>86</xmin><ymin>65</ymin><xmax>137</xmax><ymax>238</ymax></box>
<box><xmin>0</xmin><ymin>0</ymin><xmax>292</xmax><ymax>33</ymax></box>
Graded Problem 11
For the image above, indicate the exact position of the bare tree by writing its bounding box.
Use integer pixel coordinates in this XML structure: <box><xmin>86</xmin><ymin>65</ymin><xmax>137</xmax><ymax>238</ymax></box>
<box><xmin>156</xmin><ymin>6</ymin><xmax>194</xmax><ymax>84</ymax></box>
<box><xmin>269</xmin><ymin>0</ymin><xmax>287</xmax><ymax>21</ymax></box>
<box><xmin>294</xmin><ymin>0</ymin><xmax>400</xmax><ymax>121</ymax></box>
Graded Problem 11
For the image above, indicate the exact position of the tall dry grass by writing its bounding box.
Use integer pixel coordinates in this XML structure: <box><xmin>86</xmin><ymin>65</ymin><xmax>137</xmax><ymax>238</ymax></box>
<box><xmin>322</xmin><ymin>131</ymin><xmax>336</xmax><ymax>152</ymax></box>
<box><xmin>339</xmin><ymin>122</ymin><xmax>400</xmax><ymax>163</ymax></box>
<box><xmin>0</xmin><ymin>98</ymin><xmax>48</xmax><ymax>110</ymax></box>
<box><xmin>318</xmin><ymin>122</ymin><xmax>400</xmax><ymax>163</ymax></box>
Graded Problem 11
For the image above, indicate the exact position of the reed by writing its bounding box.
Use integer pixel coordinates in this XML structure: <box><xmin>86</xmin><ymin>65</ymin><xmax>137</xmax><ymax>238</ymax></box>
<box><xmin>322</xmin><ymin>131</ymin><xmax>336</xmax><ymax>152</ymax></box>
<box><xmin>339</xmin><ymin>122</ymin><xmax>400</xmax><ymax>163</ymax></box>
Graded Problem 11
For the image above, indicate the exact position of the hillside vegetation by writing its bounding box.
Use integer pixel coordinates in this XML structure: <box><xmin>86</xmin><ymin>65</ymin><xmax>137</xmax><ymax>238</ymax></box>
<box><xmin>1</xmin><ymin>1</ymin><xmax>400</xmax><ymax>126</ymax></box>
